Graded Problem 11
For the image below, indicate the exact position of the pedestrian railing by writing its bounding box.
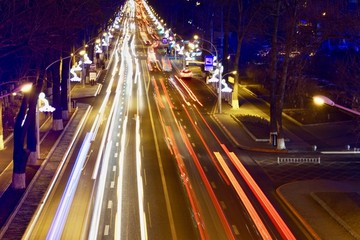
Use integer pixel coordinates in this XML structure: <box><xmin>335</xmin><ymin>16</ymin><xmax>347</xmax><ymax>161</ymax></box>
<box><xmin>277</xmin><ymin>157</ymin><xmax>321</xmax><ymax>164</ymax></box>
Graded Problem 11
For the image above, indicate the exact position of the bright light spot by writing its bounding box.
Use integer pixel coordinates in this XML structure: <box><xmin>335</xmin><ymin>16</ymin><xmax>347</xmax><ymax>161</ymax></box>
<box><xmin>313</xmin><ymin>96</ymin><xmax>325</xmax><ymax>105</ymax></box>
<box><xmin>20</xmin><ymin>83</ymin><xmax>33</xmax><ymax>93</ymax></box>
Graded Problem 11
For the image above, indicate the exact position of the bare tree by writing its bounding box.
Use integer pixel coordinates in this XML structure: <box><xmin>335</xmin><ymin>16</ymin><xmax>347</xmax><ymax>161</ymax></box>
<box><xmin>4</xmin><ymin>0</ymin><xmax>120</xmax><ymax>189</ymax></box>
<box><xmin>231</xmin><ymin>0</ymin><xmax>262</xmax><ymax>109</ymax></box>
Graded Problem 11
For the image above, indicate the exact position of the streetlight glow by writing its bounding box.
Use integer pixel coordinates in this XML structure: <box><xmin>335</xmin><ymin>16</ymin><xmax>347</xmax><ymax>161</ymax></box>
<box><xmin>313</xmin><ymin>95</ymin><xmax>334</xmax><ymax>106</ymax></box>
<box><xmin>314</xmin><ymin>94</ymin><xmax>360</xmax><ymax>117</ymax></box>
<box><xmin>313</xmin><ymin>96</ymin><xmax>325</xmax><ymax>105</ymax></box>
<box><xmin>20</xmin><ymin>82</ymin><xmax>33</xmax><ymax>93</ymax></box>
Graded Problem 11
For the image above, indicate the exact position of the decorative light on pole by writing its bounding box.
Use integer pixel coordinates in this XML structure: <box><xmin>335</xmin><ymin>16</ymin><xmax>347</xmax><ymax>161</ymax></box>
<box><xmin>194</xmin><ymin>35</ymin><xmax>222</xmax><ymax>113</ymax></box>
<box><xmin>79</xmin><ymin>49</ymin><xmax>87</xmax><ymax>87</ymax></box>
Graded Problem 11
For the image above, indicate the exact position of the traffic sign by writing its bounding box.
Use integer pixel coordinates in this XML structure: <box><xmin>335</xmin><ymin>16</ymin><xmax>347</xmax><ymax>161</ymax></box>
<box><xmin>204</xmin><ymin>55</ymin><xmax>213</xmax><ymax>71</ymax></box>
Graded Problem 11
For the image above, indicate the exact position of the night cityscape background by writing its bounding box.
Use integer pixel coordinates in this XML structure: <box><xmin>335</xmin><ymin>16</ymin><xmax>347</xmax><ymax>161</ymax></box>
<box><xmin>1</xmin><ymin>0</ymin><xmax>360</xmax><ymax>239</ymax></box>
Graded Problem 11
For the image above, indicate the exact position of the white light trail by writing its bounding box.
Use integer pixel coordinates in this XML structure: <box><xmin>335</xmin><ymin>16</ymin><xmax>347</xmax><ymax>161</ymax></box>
<box><xmin>47</xmin><ymin>132</ymin><xmax>93</xmax><ymax>240</ymax></box>
<box><xmin>115</xmin><ymin>116</ymin><xmax>128</xmax><ymax>240</ymax></box>
<box><xmin>136</xmin><ymin>114</ymin><xmax>147</xmax><ymax>240</ymax></box>
<box><xmin>88</xmin><ymin>140</ymin><xmax>112</xmax><ymax>239</ymax></box>
<box><xmin>23</xmin><ymin>105</ymin><xmax>91</xmax><ymax>239</ymax></box>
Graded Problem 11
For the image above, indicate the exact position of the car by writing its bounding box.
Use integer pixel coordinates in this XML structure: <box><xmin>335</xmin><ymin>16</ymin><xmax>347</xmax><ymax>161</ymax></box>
<box><xmin>180</xmin><ymin>68</ymin><xmax>193</xmax><ymax>79</ymax></box>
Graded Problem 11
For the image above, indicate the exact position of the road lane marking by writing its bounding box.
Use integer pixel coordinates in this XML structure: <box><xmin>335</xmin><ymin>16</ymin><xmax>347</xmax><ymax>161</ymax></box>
<box><xmin>232</xmin><ymin>225</ymin><xmax>240</xmax><ymax>235</ymax></box>
<box><xmin>104</xmin><ymin>225</ymin><xmax>110</xmax><ymax>236</ymax></box>
<box><xmin>220</xmin><ymin>201</ymin><xmax>227</xmax><ymax>209</ymax></box>
<box><xmin>143</xmin><ymin>64</ymin><xmax>177</xmax><ymax>240</ymax></box>
<box><xmin>147</xmin><ymin>202</ymin><xmax>152</xmax><ymax>228</ymax></box>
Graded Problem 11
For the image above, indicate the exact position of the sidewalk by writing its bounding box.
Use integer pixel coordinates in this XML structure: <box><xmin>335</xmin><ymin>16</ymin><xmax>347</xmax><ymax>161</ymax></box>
<box><xmin>0</xmin><ymin>83</ymin><xmax>100</xmax><ymax>238</ymax></box>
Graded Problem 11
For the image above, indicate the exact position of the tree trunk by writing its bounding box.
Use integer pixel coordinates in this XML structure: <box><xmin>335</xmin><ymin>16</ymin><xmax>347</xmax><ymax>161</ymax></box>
<box><xmin>232</xmin><ymin>0</ymin><xmax>243</xmax><ymax>109</ymax></box>
<box><xmin>52</xmin><ymin>58</ymin><xmax>63</xmax><ymax>131</ymax></box>
<box><xmin>232</xmin><ymin>36</ymin><xmax>243</xmax><ymax>109</ymax></box>
<box><xmin>276</xmin><ymin>53</ymin><xmax>289</xmax><ymax>149</ymax></box>
<box><xmin>61</xmin><ymin>57</ymin><xmax>70</xmax><ymax>120</ymax></box>
<box><xmin>223</xmin><ymin>0</ymin><xmax>231</xmax><ymax>76</ymax></box>
<box><xmin>12</xmin><ymin>95</ymin><xmax>30</xmax><ymax>189</ymax></box>
<box><xmin>269</xmin><ymin>0</ymin><xmax>281</xmax><ymax>146</ymax></box>
<box><xmin>276</xmin><ymin>4</ymin><xmax>298</xmax><ymax>150</ymax></box>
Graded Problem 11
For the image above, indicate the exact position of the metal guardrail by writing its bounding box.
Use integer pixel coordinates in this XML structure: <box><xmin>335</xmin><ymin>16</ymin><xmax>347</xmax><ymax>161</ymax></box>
<box><xmin>277</xmin><ymin>157</ymin><xmax>321</xmax><ymax>164</ymax></box>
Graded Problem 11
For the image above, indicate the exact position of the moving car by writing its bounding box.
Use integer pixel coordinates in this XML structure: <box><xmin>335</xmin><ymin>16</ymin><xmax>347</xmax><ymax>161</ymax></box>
<box><xmin>180</xmin><ymin>68</ymin><xmax>193</xmax><ymax>79</ymax></box>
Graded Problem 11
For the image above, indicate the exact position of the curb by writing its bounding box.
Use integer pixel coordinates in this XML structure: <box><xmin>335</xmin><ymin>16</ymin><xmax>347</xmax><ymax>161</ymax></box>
<box><xmin>276</xmin><ymin>187</ymin><xmax>322</xmax><ymax>240</ymax></box>
<box><xmin>211</xmin><ymin>114</ymin><xmax>287</xmax><ymax>153</ymax></box>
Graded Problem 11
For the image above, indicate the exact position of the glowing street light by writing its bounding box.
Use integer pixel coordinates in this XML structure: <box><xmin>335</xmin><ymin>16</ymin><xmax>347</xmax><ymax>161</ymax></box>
<box><xmin>314</xmin><ymin>95</ymin><xmax>360</xmax><ymax>116</ymax></box>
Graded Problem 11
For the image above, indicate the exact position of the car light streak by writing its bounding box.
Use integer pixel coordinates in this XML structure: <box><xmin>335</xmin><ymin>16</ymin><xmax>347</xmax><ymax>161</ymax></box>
<box><xmin>88</xmin><ymin>140</ymin><xmax>113</xmax><ymax>240</ymax></box>
<box><xmin>23</xmin><ymin>106</ymin><xmax>91</xmax><ymax>239</ymax></box>
<box><xmin>47</xmin><ymin>132</ymin><xmax>93</xmax><ymax>240</ymax></box>
<box><xmin>174</xmin><ymin>75</ymin><xmax>203</xmax><ymax>106</ymax></box>
<box><xmin>168</xmin><ymin>77</ymin><xmax>190</xmax><ymax>106</ymax></box>
<box><xmin>115</xmin><ymin>116</ymin><xmax>128</xmax><ymax>240</ymax></box>
<box><xmin>159</xmin><ymin>77</ymin><xmax>174</xmax><ymax>109</ymax></box>
<box><xmin>178</xmin><ymin>124</ymin><xmax>235</xmax><ymax>240</ymax></box>
<box><xmin>223</xmin><ymin>147</ymin><xmax>296</xmax><ymax>240</ymax></box>
<box><xmin>182</xmin><ymin>104</ymin><xmax>230</xmax><ymax>186</ymax></box>
<box><xmin>136</xmin><ymin>114</ymin><xmax>147</xmax><ymax>240</ymax></box>
<box><xmin>89</xmin><ymin>35</ymin><xmax>128</xmax><ymax>238</ymax></box>
<box><xmin>115</xmin><ymin>28</ymin><xmax>133</xmax><ymax>239</ymax></box>
<box><xmin>92</xmin><ymin>45</ymin><xmax>124</xmax><ymax>175</ymax></box>
<box><xmin>166</xmin><ymin>126</ymin><xmax>207</xmax><ymax>240</ymax></box>
<box><xmin>214</xmin><ymin>152</ymin><xmax>272</xmax><ymax>240</ymax></box>
<box><xmin>143</xmin><ymin>68</ymin><xmax>178</xmax><ymax>240</ymax></box>
<box><xmin>90</xmin><ymin>45</ymin><xmax>120</xmax><ymax>142</ymax></box>
<box><xmin>134</xmin><ymin>59</ymin><xmax>141</xmax><ymax>85</ymax></box>
<box><xmin>89</xmin><ymin>83</ymin><xmax>124</xmax><ymax>239</ymax></box>
<box><xmin>192</xmin><ymin>103</ymin><xmax>294</xmax><ymax>238</ymax></box>
<box><xmin>137</xmin><ymin>62</ymin><xmax>145</xmax><ymax>112</ymax></box>
<box><xmin>152</xmin><ymin>76</ymin><xmax>165</xmax><ymax>109</ymax></box>
<box><xmin>193</xmin><ymin>105</ymin><xmax>223</xmax><ymax>144</ymax></box>
<box><xmin>151</xmin><ymin>80</ymin><xmax>174</xmax><ymax>155</ymax></box>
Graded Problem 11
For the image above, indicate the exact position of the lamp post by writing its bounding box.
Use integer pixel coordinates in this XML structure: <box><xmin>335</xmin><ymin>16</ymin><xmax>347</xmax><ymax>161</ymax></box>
<box><xmin>314</xmin><ymin>95</ymin><xmax>360</xmax><ymax>116</ymax></box>
<box><xmin>222</xmin><ymin>70</ymin><xmax>237</xmax><ymax>81</ymax></box>
<box><xmin>102</xmin><ymin>32</ymin><xmax>109</xmax><ymax>60</ymax></box>
<box><xmin>0</xmin><ymin>82</ymin><xmax>32</xmax><ymax>150</ymax></box>
<box><xmin>79</xmin><ymin>50</ymin><xmax>87</xmax><ymax>87</ymax></box>
<box><xmin>174</xmin><ymin>33</ymin><xmax>186</xmax><ymax>68</ymax></box>
<box><xmin>194</xmin><ymin>35</ymin><xmax>222</xmax><ymax>113</ymax></box>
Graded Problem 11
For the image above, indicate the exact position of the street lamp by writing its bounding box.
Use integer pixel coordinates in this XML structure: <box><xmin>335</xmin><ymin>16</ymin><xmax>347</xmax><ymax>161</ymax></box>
<box><xmin>194</xmin><ymin>35</ymin><xmax>222</xmax><ymax>113</ymax></box>
<box><xmin>313</xmin><ymin>95</ymin><xmax>360</xmax><ymax>116</ymax></box>
<box><xmin>0</xmin><ymin>82</ymin><xmax>32</xmax><ymax>150</ymax></box>
<box><xmin>34</xmin><ymin>92</ymin><xmax>55</xmax><ymax>160</ymax></box>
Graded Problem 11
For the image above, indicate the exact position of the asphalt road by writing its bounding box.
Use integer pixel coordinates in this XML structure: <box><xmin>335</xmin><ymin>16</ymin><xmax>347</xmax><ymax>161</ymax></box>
<box><xmin>27</xmin><ymin>10</ymin><xmax>199</xmax><ymax>240</ymax></box>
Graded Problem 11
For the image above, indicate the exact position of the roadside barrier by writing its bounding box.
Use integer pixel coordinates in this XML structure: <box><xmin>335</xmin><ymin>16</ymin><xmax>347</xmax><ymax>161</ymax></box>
<box><xmin>277</xmin><ymin>157</ymin><xmax>321</xmax><ymax>164</ymax></box>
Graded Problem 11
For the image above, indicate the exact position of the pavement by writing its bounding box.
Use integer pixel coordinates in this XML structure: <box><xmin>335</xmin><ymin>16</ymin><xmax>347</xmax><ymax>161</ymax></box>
<box><xmin>0</xmin><ymin>61</ymin><xmax>359</xmax><ymax>239</ymax></box>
